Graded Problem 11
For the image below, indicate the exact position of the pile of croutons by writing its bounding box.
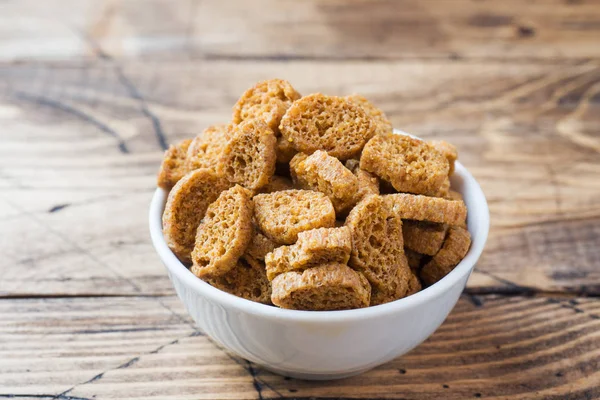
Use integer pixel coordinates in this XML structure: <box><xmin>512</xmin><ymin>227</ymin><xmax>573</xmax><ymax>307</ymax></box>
<box><xmin>159</xmin><ymin>79</ymin><xmax>470</xmax><ymax>311</ymax></box>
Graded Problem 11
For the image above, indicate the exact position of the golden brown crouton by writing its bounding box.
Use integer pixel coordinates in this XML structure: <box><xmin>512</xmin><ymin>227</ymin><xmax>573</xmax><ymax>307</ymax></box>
<box><xmin>191</xmin><ymin>185</ymin><xmax>254</xmax><ymax>279</ymax></box>
<box><xmin>404</xmin><ymin>248</ymin><xmax>424</xmax><ymax>272</ymax></box>
<box><xmin>279</xmin><ymin>93</ymin><xmax>376</xmax><ymax>160</ymax></box>
<box><xmin>429</xmin><ymin>140</ymin><xmax>458</xmax><ymax>175</ymax></box>
<box><xmin>345</xmin><ymin>195</ymin><xmax>412</xmax><ymax>306</ymax></box>
<box><xmin>219</xmin><ymin>119</ymin><xmax>277</xmax><ymax>191</ymax></box>
<box><xmin>406</xmin><ymin>271</ymin><xmax>422</xmax><ymax>296</ymax></box>
<box><xmin>290</xmin><ymin>151</ymin><xmax>360</xmax><ymax>215</ymax></box>
<box><xmin>245</xmin><ymin>230</ymin><xmax>277</xmax><ymax>261</ymax></box>
<box><xmin>420</xmin><ymin>227</ymin><xmax>471</xmax><ymax>286</ymax></box>
<box><xmin>253</xmin><ymin>190</ymin><xmax>336</xmax><ymax>244</ymax></box>
<box><xmin>276</xmin><ymin>135</ymin><xmax>298</xmax><ymax>163</ymax></box>
<box><xmin>157</xmin><ymin>139</ymin><xmax>192</xmax><ymax>190</ymax></box>
<box><xmin>403</xmin><ymin>221</ymin><xmax>448</xmax><ymax>256</ymax></box>
<box><xmin>346</xmin><ymin>159</ymin><xmax>380</xmax><ymax>199</ymax></box>
<box><xmin>162</xmin><ymin>168</ymin><xmax>231</xmax><ymax>265</ymax></box>
<box><xmin>360</xmin><ymin>134</ymin><xmax>449</xmax><ymax>196</ymax></box>
<box><xmin>185</xmin><ymin>124</ymin><xmax>231</xmax><ymax>173</ymax></box>
<box><xmin>346</xmin><ymin>94</ymin><xmax>393</xmax><ymax>136</ymax></box>
<box><xmin>265</xmin><ymin>226</ymin><xmax>352</xmax><ymax>281</ymax></box>
<box><xmin>384</xmin><ymin>193</ymin><xmax>467</xmax><ymax>226</ymax></box>
<box><xmin>208</xmin><ymin>256</ymin><xmax>272</xmax><ymax>304</ymax></box>
<box><xmin>271</xmin><ymin>264</ymin><xmax>371</xmax><ymax>311</ymax></box>
<box><xmin>233</xmin><ymin>79</ymin><xmax>301</xmax><ymax>134</ymax></box>
<box><xmin>258</xmin><ymin>175</ymin><xmax>295</xmax><ymax>194</ymax></box>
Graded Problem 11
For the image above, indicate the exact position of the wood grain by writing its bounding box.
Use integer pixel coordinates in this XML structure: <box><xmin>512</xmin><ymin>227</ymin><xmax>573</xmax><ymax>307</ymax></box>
<box><xmin>1</xmin><ymin>59</ymin><xmax>599</xmax><ymax>297</ymax></box>
<box><xmin>1</xmin><ymin>295</ymin><xmax>598</xmax><ymax>399</ymax></box>
<box><xmin>2</xmin><ymin>0</ymin><xmax>600</xmax><ymax>62</ymax></box>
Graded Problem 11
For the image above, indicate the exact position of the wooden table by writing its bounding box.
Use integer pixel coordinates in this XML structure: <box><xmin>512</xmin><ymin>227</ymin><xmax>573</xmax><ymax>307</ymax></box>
<box><xmin>1</xmin><ymin>1</ymin><xmax>599</xmax><ymax>399</ymax></box>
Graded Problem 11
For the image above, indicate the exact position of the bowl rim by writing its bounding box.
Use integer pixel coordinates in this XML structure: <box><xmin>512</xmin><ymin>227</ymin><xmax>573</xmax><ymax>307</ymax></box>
<box><xmin>149</xmin><ymin>131</ymin><xmax>490</xmax><ymax>323</ymax></box>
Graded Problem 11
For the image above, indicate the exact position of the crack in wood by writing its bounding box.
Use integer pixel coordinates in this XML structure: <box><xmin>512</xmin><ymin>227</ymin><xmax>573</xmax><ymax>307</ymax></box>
<box><xmin>72</xmin><ymin>29</ymin><xmax>169</xmax><ymax>151</ymax></box>
<box><xmin>246</xmin><ymin>360</ymin><xmax>264</xmax><ymax>400</ymax></box>
<box><xmin>56</xmin><ymin>330</ymin><xmax>202</xmax><ymax>398</ymax></box>
<box><xmin>48</xmin><ymin>204</ymin><xmax>70</xmax><ymax>213</ymax></box>
<box><xmin>13</xmin><ymin>91</ymin><xmax>129</xmax><ymax>154</ymax></box>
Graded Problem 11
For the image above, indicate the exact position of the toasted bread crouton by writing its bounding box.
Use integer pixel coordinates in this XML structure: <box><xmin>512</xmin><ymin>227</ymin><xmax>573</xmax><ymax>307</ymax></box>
<box><xmin>346</xmin><ymin>94</ymin><xmax>393</xmax><ymax>136</ymax></box>
<box><xmin>162</xmin><ymin>169</ymin><xmax>231</xmax><ymax>264</ymax></box>
<box><xmin>447</xmin><ymin>189</ymin><xmax>463</xmax><ymax>201</ymax></box>
<box><xmin>403</xmin><ymin>221</ymin><xmax>448</xmax><ymax>256</ymax></box>
<box><xmin>360</xmin><ymin>134</ymin><xmax>449</xmax><ymax>196</ymax></box>
<box><xmin>276</xmin><ymin>135</ymin><xmax>298</xmax><ymax>163</ymax></box>
<box><xmin>191</xmin><ymin>185</ymin><xmax>253</xmax><ymax>278</ymax></box>
<box><xmin>185</xmin><ymin>124</ymin><xmax>231</xmax><ymax>173</ymax></box>
<box><xmin>265</xmin><ymin>226</ymin><xmax>352</xmax><ymax>281</ymax></box>
<box><xmin>219</xmin><ymin>119</ymin><xmax>277</xmax><ymax>191</ymax></box>
<box><xmin>233</xmin><ymin>79</ymin><xmax>301</xmax><ymax>134</ymax></box>
<box><xmin>345</xmin><ymin>195</ymin><xmax>412</xmax><ymax>306</ymax></box>
<box><xmin>258</xmin><ymin>175</ymin><xmax>294</xmax><ymax>194</ymax></box>
<box><xmin>253</xmin><ymin>190</ymin><xmax>336</xmax><ymax>244</ymax></box>
<box><xmin>346</xmin><ymin>159</ymin><xmax>379</xmax><ymax>199</ymax></box>
<box><xmin>157</xmin><ymin>139</ymin><xmax>192</xmax><ymax>190</ymax></box>
<box><xmin>279</xmin><ymin>93</ymin><xmax>376</xmax><ymax>160</ymax></box>
<box><xmin>271</xmin><ymin>264</ymin><xmax>371</xmax><ymax>310</ymax></box>
<box><xmin>208</xmin><ymin>255</ymin><xmax>271</xmax><ymax>304</ymax></box>
<box><xmin>385</xmin><ymin>193</ymin><xmax>467</xmax><ymax>226</ymax></box>
<box><xmin>245</xmin><ymin>230</ymin><xmax>277</xmax><ymax>261</ymax></box>
<box><xmin>429</xmin><ymin>140</ymin><xmax>458</xmax><ymax>175</ymax></box>
<box><xmin>290</xmin><ymin>151</ymin><xmax>360</xmax><ymax>215</ymax></box>
<box><xmin>405</xmin><ymin>248</ymin><xmax>424</xmax><ymax>272</ymax></box>
<box><xmin>406</xmin><ymin>271</ymin><xmax>422</xmax><ymax>296</ymax></box>
<box><xmin>420</xmin><ymin>227</ymin><xmax>471</xmax><ymax>286</ymax></box>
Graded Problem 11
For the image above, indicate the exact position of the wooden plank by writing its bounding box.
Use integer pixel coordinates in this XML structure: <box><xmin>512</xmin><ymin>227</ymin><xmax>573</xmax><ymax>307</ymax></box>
<box><xmin>0</xmin><ymin>295</ymin><xmax>598</xmax><ymax>399</ymax></box>
<box><xmin>1</xmin><ymin>59</ymin><xmax>599</xmax><ymax>296</ymax></box>
<box><xmin>2</xmin><ymin>0</ymin><xmax>600</xmax><ymax>62</ymax></box>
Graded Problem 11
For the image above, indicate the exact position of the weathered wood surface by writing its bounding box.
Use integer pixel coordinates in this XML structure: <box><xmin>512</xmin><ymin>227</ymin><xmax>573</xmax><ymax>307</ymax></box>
<box><xmin>1</xmin><ymin>295</ymin><xmax>599</xmax><ymax>399</ymax></box>
<box><xmin>0</xmin><ymin>0</ymin><xmax>599</xmax><ymax>398</ymax></box>
<box><xmin>1</xmin><ymin>0</ymin><xmax>600</xmax><ymax>62</ymax></box>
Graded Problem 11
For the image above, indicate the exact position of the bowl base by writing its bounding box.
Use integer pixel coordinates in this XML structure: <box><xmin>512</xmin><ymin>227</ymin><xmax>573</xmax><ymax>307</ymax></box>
<box><xmin>259</xmin><ymin>364</ymin><xmax>372</xmax><ymax>381</ymax></box>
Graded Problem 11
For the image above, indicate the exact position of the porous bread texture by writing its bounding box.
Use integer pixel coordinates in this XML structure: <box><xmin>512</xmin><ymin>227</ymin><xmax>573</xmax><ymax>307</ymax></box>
<box><xmin>276</xmin><ymin>135</ymin><xmax>298</xmax><ymax>163</ymax></box>
<box><xmin>406</xmin><ymin>271</ymin><xmax>422</xmax><ymax>296</ymax></box>
<box><xmin>429</xmin><ymin>140</ymin><xmax>458</xmax><ymax>175</ymax></box>
<box><xmin>191</xmin><ymin>185</ymin><xmax>253</xmax><ymax>279</ymax></box>
<box><xmin>360</xmin><ymin>133</ymin><xmax>449</xmax><ymax>196</ymax></box>
<box><xmin>290</xmin><ymin>151</ymin><xmax>360</xmax><ymax>215</ymax></box>
<box><xmin>420</xmin><ymin>227</ymin><xmax>471</xmax><ymax>286</ymax></box>
<box><xmin>279</xmin><ymin>93</ymin><xmax>376</xmax><ymax>160</ymax></box>
<box><xmin>208</xmin><ymin>255</ymin><xmax>272</xmax><ymax>304</ymax></box>
<box><xmin>233</xmin><ymin>79</ymin><xmax>301</xmax><ymax>134</ymax></box>
<box><xmin>346</xmin><ymin>94</ymin><xmax>393</xmax><ymax>136</ymax></box>
<box><xmin>253</xmin><ymin>189</ymin><xmax>336</xmax><ymax>245</ymax></box>
<box><xmin>404</xmin><ymin>248</ymin><xmax>424</xmax><ymax>272</ymax></box>
<box><xmin>435</xmin><ymin>176</ymin><xmax>451</xmax><ymax>198</ymax></box>
<box><xmin>258</xmin><ymin>175</ymin><xmax>294</xmax><ymax>194</ymax></box>
<box><xmin>345</xmin><ymin>195</ymin><xmax>412</xmax><ymax>306</ymax></box>
<box><xmin>271</xmin><ymin>263</ymin><xmax>371</xmax><ymax>311</ymax></box>
<box><xmin>162</xmin><ymin>168</ymin><xmax>231</xmax><ymax>265</ymax></box>
<box><xmin>384</xmin><ymin>193</ymin><xmax>467</xmax><ymax>226</ymax></box>
<box><xmin>403</xmin><ymin>221</ymin><xmax>448</xmax><ymax>256</ymax></box>
<box><xmin>185</xmin><ymin>124</ymin><xmax>231</xmax><ymax>173</ymax></box>
<box><xmin>345</xmin><ymin>159</ymin><xmax>379</xmax><ymax>199</ymax></box>
<box><xmin>157</xmin><ymin>139</ymin><xmax>192</xmax><ymax>190</ymax></box>
<box><xmin>219</xmin><ymin>119</ymin><xmax>277</xmax><ymax>191</ymax></box>
<box><xmin>245</xmin><ymin>230</ymin><xmax>277</xmax><ymax>261</ymax></box>
<box><xmin>265</xmin><ymin>226</ymin><xmax>352</xmax><ymax>281</ymax></box>
<box><xmin>447</xmin><ymin>189</ymin><xmax>463</xmax><ymax>201</ymax></box>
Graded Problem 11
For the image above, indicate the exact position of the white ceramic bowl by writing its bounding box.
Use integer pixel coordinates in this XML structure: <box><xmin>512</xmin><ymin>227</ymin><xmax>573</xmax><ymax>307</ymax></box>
<box><xmin>149</xmin><ymin>131</ymin><xmax>489</xmax><ymax>380</ymax></box>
